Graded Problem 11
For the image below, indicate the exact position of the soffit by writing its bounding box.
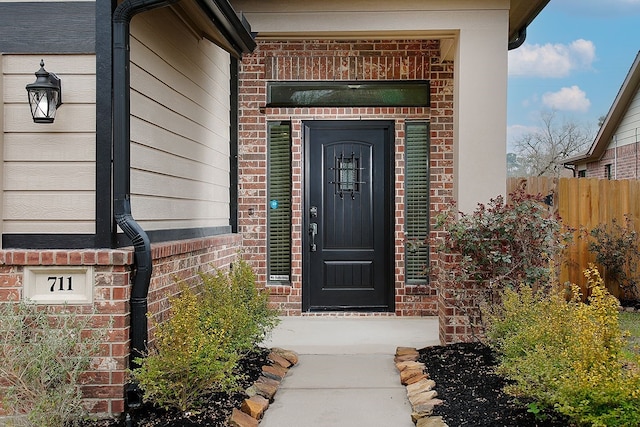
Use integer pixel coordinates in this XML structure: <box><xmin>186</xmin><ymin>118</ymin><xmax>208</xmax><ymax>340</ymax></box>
<box><xmin>230</xmin><ymin>0</ymin><xmax>548</xmax><ymax>38</ymax></box>
<box><xmin>171</xmin><ymin>0</ymin><xmax>255</xmax><ymax>56</ymax></box>
<box><xmin>228</xmin><ymin>0</ymin><xmax>548</xmax><ymax>61</ymax></box>
<box><xmin>509</xmin><ymin>0</ymin><xmax>550</xmax><ymax>41</ymax></box>
<box><xmin>172</xmin><ymin>1</ymin><xmax>234</xmax><ymax>52</ymax></box>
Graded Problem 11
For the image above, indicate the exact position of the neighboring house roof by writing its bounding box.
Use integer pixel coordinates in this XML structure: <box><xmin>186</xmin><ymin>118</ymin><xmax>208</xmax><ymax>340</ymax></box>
<box><xmin>565</xmin><ymin>51</ymin><xmax>640</xmax><ymax>165</ymax></box>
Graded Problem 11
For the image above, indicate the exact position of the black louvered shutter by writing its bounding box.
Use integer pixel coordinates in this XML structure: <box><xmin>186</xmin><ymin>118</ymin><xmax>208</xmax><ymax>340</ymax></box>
<box><xmin>268</xmin><ymin>122</ymin><xmax>292</xmax><ymax>282</ymax></box>
<box><xmin>405</xmin><ymin>122</ymin><xmax>430</xmax><ymax>283</ymax></box>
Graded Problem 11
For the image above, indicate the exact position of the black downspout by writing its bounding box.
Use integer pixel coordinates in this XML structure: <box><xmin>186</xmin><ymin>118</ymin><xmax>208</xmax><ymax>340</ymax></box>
<box><xmin>564</xmin><ymin>163</ymin><xmax>577</xmax><ymax>177</ymax></box>
<box><xmin>112</xmin><ymin>0</ymin><xmax>180</xmax><ymax>407</ymax></box>
<box><xmin>229</xmin><ymin>57</ymin><xmax>239</xmax><ymax>233</ymax></box>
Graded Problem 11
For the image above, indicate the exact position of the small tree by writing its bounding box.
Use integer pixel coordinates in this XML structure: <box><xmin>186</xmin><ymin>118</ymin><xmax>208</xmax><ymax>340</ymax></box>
<box><xmin>506</xmin><ymin>152</ymin><xmax>526</xmax><ymax>177</ymax></box>
<box><xmin>512</xmin><ymin>110</ymin><xmax>594</xmax><ymax>177</ymax></box>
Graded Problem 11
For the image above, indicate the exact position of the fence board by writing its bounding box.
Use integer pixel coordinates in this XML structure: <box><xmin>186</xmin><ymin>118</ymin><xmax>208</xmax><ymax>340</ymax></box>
<box><xmin>508</xmin><ymin>177</ymin><xmax>640</xmax><ymax>300</ymax></box>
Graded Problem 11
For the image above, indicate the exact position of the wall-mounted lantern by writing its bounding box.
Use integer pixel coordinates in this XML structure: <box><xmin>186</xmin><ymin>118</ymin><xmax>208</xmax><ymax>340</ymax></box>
<box><xmin>25</xmin><ymin>60</ymin><xmax>62</xmax><ymax>124</ymax></box>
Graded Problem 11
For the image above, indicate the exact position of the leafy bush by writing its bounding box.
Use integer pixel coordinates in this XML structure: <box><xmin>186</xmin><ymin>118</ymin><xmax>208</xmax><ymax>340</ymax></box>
<box><xmin>486</xmin><ymin>266</ymin><xmax>640</xmax><ymax>427</ymax></box>
<box><xmin>435</xmin><ymin>191</ymin><xmax>571</xmax><ymax>333</ymax></box>
<box><xmin>587</xmin><ymin>216</ymin><xmax>640</xmax><ymax>301</ymax></box>
<box><xmin>131</xmin><ymin>284</ymin><xmax>239</xmax><ymax>412</ymax></box>
<box><xmin>131</xmin><ymin>259</ymin><xmax>279</xmax><ymax>412</ymax></box>
<box><xmin>0</xmin><ymin>301</ymin><xmax>103</xmax><ymax>427</ymax></box>
<box><xmin>436</xmin><ymin>191</ymin><xmax>570</xmax><ymax>292</ymax></box>
<box><xmin>199</xmin><ymin>259</ymin><xmax>280</xmax><ymax>354</ymax></box>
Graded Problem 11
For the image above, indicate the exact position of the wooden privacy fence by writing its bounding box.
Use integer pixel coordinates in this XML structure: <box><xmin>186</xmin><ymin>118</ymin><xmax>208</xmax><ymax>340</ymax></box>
<box><xmin>507</xmin><ymin>177</ymin><xmax>640</xmax><ymax>300</ymax></box>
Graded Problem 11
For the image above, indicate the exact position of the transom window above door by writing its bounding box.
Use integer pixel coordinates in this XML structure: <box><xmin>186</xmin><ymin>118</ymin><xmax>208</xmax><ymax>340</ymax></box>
<box><xmin>266</xmin><ymin>81</ymin><xmax>430</xmax><ymax>108</ymax></box>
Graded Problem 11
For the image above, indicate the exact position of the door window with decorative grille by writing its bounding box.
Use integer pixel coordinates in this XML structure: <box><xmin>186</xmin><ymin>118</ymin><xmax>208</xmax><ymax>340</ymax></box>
<box><xmin>268</xmin><ymin>122</ymin><xmax>292</xmax><ymax>282</ymax></box>
<box><xmin>405</xmin><ymin>122</ymin><xmax>430</xmax><ymax>283</ymax></box>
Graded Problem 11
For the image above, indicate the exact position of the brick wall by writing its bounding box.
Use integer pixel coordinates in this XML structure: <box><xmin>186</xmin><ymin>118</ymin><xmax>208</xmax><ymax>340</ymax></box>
<box><xmin>435</xmin><ymin>251</ymin><xmax>487</xmax><ymax>344</ymax></box>
<box><xmin>0</xmin><ymin>249</ymin><xmax>133</xmax><ymax>416</ymax></box>
<box><xmin>146</xmin><ymin>235</ymin><xmax>242</xmax><ymax>330</ymax></box>
<box><xmin>0</xmin><ymin>234</ymin><xmax>241</xmax><ymax>417</ymax></box>
<box><xmin>584</xmin><ymin>142</ymin><xmax>640</xmax><ymax>179</ymax></box>
<box><xmin>238</xmin><ymin>40</ymin><xmax>455</xmax><ymax>316</ymax></box>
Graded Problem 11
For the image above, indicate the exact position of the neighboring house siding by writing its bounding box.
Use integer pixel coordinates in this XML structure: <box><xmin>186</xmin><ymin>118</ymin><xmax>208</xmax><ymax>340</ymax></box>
<box><xmin>582</xmin><ymin>89</ymin><xmax>640</xmax><ymax>179</ymax></box>
<box><xmin>1</xmin><ymin>54</ymin><xmax>96</xmax><ymax>235</ymax></box>
<box><xmin>584</xmin><ymin>142</ymin><xmax>640</xmax><ymax>180</ymax></box>
<box><xmin>616</xmin><ymin>89</ymin><xmax>640</xmax><ymax>148</ymax></box>
<box><xmin>129</xmin><ymin>9</ymin><xmax>232</xmax><ymax>232</ymax></box>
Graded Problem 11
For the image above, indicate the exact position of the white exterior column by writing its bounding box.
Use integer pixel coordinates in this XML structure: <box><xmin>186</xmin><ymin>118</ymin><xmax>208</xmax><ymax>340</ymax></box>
<box><xmin>454</xmin><ymin>13</ymin><xmax>509</xmax><ymax>214</ymax></box>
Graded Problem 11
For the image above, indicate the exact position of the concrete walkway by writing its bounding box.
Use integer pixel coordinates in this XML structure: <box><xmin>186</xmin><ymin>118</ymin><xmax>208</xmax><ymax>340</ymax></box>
<box><xmin>260</xmin><ymin>316</ymin><xmax>441</xmax><ymax>427</ymax></box>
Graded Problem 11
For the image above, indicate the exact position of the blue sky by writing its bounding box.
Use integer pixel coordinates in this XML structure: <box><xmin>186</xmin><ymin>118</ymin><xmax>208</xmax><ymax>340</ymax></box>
<box><xmin>507</xmin><ymin>0</ymin><xmax>640</xmax><ymax>151</ymax></box>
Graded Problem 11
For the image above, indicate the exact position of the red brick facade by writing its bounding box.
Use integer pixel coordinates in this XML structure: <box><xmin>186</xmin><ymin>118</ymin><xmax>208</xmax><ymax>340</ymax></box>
<box><xmin>237</xmin><ymin>39</ymin><xmax>455</xmax><ymax>316</ymax></box>
<box><xmin>0</xmin><ymin>234</ymin><xmax>241</xmax><ymax>417</ymax></box>
<box><xmin>0</xmin><ymin>249</ymin><xmax>133</xmax><ymax>416</ymax></box>
<box><xmin>435</xmin><ymin>252</ymin><xmax>487</xmax><ymax>343</ymax></box>
<box><xmin>582</xmin><ymin>142</ymin><xmax>640</xmax><ymax>179</ymax></box>
<box><xmin>1</xmin><ymin>39</ymin><xmax>461</xmax><ymax>419</ymax></box>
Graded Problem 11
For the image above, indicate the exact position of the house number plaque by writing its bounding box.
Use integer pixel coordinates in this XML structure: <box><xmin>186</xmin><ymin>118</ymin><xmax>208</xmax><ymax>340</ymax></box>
<box><xmin>24</xmin><ymin>267</ymin><xmax>94</xmax><ymax>304</ymax></box>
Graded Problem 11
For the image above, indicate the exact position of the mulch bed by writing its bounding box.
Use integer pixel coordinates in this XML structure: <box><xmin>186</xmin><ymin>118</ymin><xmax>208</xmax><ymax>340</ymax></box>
<box><xmin>418</xmin><ymin>342</ymin><xmax>570</xmax><ymax>427</ymax></box>
<box><xmin>83</xmin><ymin>348</ymin><xmax>270</xmax><ymax>427</ymax></box>
<box><xmin>86</xmin><ymin>342</ymin><xmax>579</xmax><ymax>426</ymax></box>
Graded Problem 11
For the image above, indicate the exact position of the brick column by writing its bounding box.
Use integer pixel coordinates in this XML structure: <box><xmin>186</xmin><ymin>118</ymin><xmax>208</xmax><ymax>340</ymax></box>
<box><xmin>0</xmin><ymin>249</ymin><xmax>134</xmax><ymax>415</ymax></box>
<box><xmin>0</xmin><ymin>234</ymin><xmax>243</xmax><ymax>419</ymax></box>
<box><xmin>436</xmin><ymin>251</ymin><xmax>484</xmax><ymax>344</ymax></box>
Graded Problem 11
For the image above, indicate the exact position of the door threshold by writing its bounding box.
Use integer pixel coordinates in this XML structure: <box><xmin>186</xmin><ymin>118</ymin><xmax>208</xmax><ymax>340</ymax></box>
<box><xmin>302</xmin><ymin>311</ymin><xmax>396</xmax><ymax>317</ymax></box>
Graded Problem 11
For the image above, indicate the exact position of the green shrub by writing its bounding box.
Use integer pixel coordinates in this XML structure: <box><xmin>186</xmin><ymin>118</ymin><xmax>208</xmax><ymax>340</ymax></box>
<box><xmin>0</xmin><ymin>300</ymin><xmax>103</xmax><ymax>427</ymax></box>
<box><xmin>435</xmin><ymin>190</ymin><xmax>571</xmax><ymax>332</ymax></box>
<box><xmin>199</xmin><ymin>259</ymin><xmax>280</xmax><ymax>354</ymax></box>
<box><xmin>486</xmin><ymin>266</ymin><xmax>640</xmax><ymax>427</ymax></box>
<box><xmin>131</xmin><ymin>285</ymin><xmax>240</xmax><ymax>412</ymax></box>
<box><xmin>436</xmin><ymin>191</ymin><xmax>570</xmax><ymax>292</ymax></box>
<box><xmin>588</xmin><ymin>216</ymin><xmax>640</xmax><ymax>301</ymax></box>
<box><xmin>131</xmin><ymin>259</ymin><xmax>279</xmax><ymax>412</ymax></box>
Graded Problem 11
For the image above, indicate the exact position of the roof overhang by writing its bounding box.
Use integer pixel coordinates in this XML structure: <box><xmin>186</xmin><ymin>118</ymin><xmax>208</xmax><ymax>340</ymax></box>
<box><xmin>172</xmin><ymin>0</ymin><xmax>256</xmax><ymax>56</ymax></box>
<box><xmin>564</xmin><ymin>51</ymin><xmax>640</xmax><ymax>165</ymax></box>
<box><xmin>509</xmin><ymin>0</ymin><xmax>550</xmax><ymax>43</ymax></box>
<box><xmin>224</xmin><ymin>0</ymin><xmax>549</xmax><ymax>57</ymax></box>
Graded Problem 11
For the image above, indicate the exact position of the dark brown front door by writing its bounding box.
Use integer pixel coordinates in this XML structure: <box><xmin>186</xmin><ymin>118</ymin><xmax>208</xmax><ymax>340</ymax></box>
<box><xmin>303</xmin><ymin>121</ymin><xmax>393</xmax><ymax>311</ymax></box>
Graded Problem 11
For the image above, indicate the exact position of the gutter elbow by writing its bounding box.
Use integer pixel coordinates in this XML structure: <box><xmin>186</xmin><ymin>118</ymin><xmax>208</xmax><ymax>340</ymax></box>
<box><xmin>508</xmin><ymin>27</ymin><xmax>527</xmax><ymax>50</ymax></box>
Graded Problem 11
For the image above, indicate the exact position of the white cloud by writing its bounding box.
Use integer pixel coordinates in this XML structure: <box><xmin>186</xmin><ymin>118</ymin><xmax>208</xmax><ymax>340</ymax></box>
<box><xmin>542</xmin><ymin>86</ymin><xmax>591</xmax><ymax>112</ymax></box>
<box><xmin>507</xmin><ymin>124</ymin><xmax>540</xmax><ymax>151</ymax></box>
<box><xmin>509</xmin><ymin>39</ymin><xmax>596</xmax><ymax>78</ymax></box>
<box><xmin>521</xmin><ymin>94</ymin><xmax>539</xmax><ymax>109</ymax></box>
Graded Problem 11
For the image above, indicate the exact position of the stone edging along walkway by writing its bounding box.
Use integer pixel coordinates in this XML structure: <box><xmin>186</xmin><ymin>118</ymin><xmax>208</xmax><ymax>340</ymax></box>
<box><xmin>395</xmin><ymin>347</ymin><xmax>449</xmax><ymax>427</ymax></box>
<box><xmin>229</xmin><ymin>346</ymin><xmax>446</xmax><ymax>427</ymax></box>
<box><xmin>228</xmin><ymin>348</ymin><xmax>299</xmax><ymax>427</ymax></box>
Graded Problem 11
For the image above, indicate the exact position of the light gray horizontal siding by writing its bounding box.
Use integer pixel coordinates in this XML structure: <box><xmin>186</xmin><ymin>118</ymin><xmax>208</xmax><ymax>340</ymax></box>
<box><xmin>130</xmin><ymin>8</ymin><xmax>232</xmax><ymax>231</ymax></box>
<box><xmin>614</xmin><ymin>90</ymin><xmax>640</xmax><ymax>147</ymax></box>
<box><xmin>1</xmin><ymin>54</ymin><xmax>96</xmax><ymax>235</ymax></box>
